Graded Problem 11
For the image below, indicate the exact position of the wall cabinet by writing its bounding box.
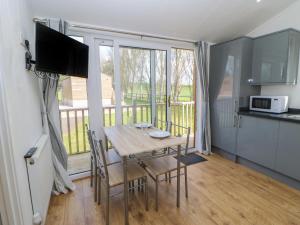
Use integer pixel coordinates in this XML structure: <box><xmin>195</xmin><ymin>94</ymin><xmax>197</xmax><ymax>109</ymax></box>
<box><xmin>275</xmin><ymin>121</ymin><xmax>300</xmax><ymax>181</ymax></box>
<box><xmin>250</xmin><ymin>29</ymin><xmax>300</xmax><ymax>85</ymax></box>
<box><xmin>236</xmin><ymin>115</ymin><xmax>279</xmax><ymax>169</ymax></box>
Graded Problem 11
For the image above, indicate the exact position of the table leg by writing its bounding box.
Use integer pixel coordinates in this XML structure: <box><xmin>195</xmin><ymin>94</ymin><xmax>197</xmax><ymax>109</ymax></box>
<box><xmin>177</xmin><ymin>144</ymin><xmax>181</xmax><ymax>208</ymax></box>
<box><xmin>123</xmin><ymin>156</ymin><xmax>129</xmax><ymax>225</ymax></box>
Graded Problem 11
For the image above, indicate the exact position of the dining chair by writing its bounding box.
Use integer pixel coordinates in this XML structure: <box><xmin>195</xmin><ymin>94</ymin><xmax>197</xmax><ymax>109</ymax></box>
<box><xmin>86</xmin><ymin>125</ymin><xmax>121</xmax><ymax>203</ymax></box>
<box><xmin>85</xmin><ymin>124</ymin><xmax>97</xmax><ymax>202</ymax></box>
<box><xmin>141</xmin><ymin>123</ymin><xmax>191</xmax><ymax>211</ymax></box>
<box><xmin>93</xmin><ymin>135</ymin><xmax>149</xmax><ymax>225</ymax></box>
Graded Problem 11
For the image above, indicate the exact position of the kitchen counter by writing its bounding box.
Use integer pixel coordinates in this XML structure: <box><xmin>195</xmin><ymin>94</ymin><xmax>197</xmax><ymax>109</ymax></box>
<box><xmin>238</xmin><ymin>109</ymin><xmax>300</xmax><ymax>124</ymax></box>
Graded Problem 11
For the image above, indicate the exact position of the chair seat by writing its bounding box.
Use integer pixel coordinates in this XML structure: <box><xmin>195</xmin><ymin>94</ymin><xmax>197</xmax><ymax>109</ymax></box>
<box><xmin>106</xmin><ymin>148</ymin><xmax>121</xmax><ymax>165</ymax></box>
<box><xmin>143</xmin><ymin>156</ymin><xmax>185</xmax><ymax>177</ymax></box>
<box><xmin>108</xmin><ymin>162</ymin><xmax>147</xmax><ymax>187</ymax></box>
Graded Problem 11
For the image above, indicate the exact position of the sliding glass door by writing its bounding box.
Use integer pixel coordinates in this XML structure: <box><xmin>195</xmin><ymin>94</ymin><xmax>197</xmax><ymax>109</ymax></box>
<box><xmin>96</xmin><ymin>40</ymin><xmax>195</xmax><ymax>147</ymax></box>
<box><xmin>57</xmin><ymin>35</ymin><xmax>90</xmax><ymax>175</ymax></box>
<box><xmin>171</xmin><ymin>48</ymin><xmax>195</xmax><ymax>146</ymax></box>
<box><xmin>120</xmin><ymin>47</ymin><xmax>152</xmax><ymax>125</ymax></box>
<box><xmin>99</xmin><ymin>43</ymin><xmax>116</xmax><ymax>127</ymax></box>
<box><xmin>154</xmin><ymin>50</ymin><xmax>167</xmax><ymax>129</ymax></box>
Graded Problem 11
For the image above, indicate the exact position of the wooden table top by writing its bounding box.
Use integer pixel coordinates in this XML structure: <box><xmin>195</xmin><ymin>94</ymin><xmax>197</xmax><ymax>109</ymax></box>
<box><xmin>104</xmin><ymin>125</ymin><xmax>186</xmax><ymax>157</ymax></box>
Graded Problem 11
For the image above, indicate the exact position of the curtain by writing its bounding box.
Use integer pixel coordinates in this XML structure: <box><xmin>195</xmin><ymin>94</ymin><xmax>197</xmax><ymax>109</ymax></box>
<box><xmin>195</xmin><ymin>41</ymin><xmax>211</xmax><ymax>154</ymax></box>
<box><xmin>41</xmin><ymin>19</ymin><xmax>75</xmax><ymax>193</ymax></box>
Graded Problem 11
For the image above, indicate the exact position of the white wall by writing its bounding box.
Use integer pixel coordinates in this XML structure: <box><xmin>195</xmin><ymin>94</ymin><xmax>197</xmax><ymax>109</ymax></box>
<box><xmin>248</xmin><ymin>0</ymin><xmax>300</xmax><ymax>108</ymax></box>
<box><xmin>0</xmin><ymin>0</ymin><xmax>53</xmax><ymax>224</ymax></box>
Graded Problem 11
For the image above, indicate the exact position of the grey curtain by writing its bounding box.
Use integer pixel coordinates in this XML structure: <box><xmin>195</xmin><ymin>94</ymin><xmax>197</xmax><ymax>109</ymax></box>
<box><xmin>41</xmin><ymin>19</ymin><xmax>75</xmax><ymax>193</ymax></box>
<box><xmin>195</xmin><ymin>41</ymin><xmax>211</xmax><ymax>154</ymax></box>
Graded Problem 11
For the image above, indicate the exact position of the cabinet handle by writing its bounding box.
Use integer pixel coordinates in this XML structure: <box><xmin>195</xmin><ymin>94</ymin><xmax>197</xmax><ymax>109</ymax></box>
<box><xmin>238</xmin><ymin>115</ymin><xmax>242</xmax><ymax>128</ymax></box>
<box><xmin>233</xmin><ymin>115</ymin><xmax>237</xmax><ymax>128</ymax></box>
<box><xmin>234</xmin><ymin>100</ymin><xmax>238</xmax><ymax>113</ymax></box>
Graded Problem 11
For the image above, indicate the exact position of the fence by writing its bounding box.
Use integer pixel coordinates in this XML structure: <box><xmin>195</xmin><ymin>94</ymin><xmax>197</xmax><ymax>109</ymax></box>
<box><xmin>60</xmin><ymin>102</ymin><xmax>195</xmax><ymax>156</ymax></box>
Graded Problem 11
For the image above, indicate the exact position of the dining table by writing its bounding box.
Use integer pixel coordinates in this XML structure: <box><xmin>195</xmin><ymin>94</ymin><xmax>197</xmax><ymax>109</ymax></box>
<box><xmin>103</xmin><ymin>124</ymin><xmax>186</xmax><ymax>225</ymax></box>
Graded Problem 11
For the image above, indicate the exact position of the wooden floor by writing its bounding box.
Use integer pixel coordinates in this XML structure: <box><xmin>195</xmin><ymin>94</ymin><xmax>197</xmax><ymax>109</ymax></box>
<box><xmin>45</xmin><ymin>153</ymin><xmax>300</xmax><ymax>225</ymax></box>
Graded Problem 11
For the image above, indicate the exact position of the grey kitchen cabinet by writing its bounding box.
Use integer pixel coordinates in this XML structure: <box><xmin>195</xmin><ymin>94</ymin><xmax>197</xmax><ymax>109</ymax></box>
<box><xmin>250</xmin><ymin>29</ymin><xmax>300</xmax><ymax>85</ymax></box>
<box><xmin>210</xmin><ymin>38</ymin><xmax>260</xmax><ymax>154</ymax></box>
<box><xmin>275</xmin><ymin>121</ymin><xmax>300</xmax><ymax>181</ymax></box>
<box><xmin>236</xmin><ymin>115</ymin><xmax>279</xmax><ymax>169</ymax></box>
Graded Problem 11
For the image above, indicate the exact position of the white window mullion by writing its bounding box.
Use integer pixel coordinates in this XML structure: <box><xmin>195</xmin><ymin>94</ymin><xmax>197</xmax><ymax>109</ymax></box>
<box><xmin>166</xmin><ymin>47</ymin><xmax>172</xmax><ymax>123</ymax></box>
<box><xmin>85</xmin><ymin>36</ymin><xmax>103</xmax><ymax>138</ymax></box>
<box><xmin>150</xmin><ymin>50</ymin><xmax>156</xmax><ymax>124</ymax></box>
<box><xmin>114</xmin><ymin>42</ymin><xmax>122</xmax><ymax>125</ymax></box>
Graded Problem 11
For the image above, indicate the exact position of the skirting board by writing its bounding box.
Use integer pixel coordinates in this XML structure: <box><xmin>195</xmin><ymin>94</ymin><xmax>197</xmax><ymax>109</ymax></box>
<box><xmin>213</xmin><ymin>147</ymin><xmax>300</xmax><ymax>191</ymax></box>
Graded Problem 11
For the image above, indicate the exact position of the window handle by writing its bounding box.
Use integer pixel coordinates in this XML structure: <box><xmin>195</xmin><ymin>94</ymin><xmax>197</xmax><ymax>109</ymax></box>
<box><xmin>168</xmin><ymin>96</ymin><xmax>171</xmax><ymax>107</ymax></box>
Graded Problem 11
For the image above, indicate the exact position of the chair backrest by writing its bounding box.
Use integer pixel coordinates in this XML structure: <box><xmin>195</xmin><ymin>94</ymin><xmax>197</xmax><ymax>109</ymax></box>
<box><xmin>153</xmin><ymin>118</ymin><xmax>172</xmax><ymax>132</ymax></box>
<box><xmin>86</xmin><ymin>124</ymin><xmax>96</xmax><ymax>157</ymax></box>
<box><xmin>170</xmin><ymin>122</ymin><xmax>191</xmax><ymax>155</ymax></box>
<box><xmin>91</xmin><ymin>132</ymin><xmax>109</xmax><ymax>181</ymax></box>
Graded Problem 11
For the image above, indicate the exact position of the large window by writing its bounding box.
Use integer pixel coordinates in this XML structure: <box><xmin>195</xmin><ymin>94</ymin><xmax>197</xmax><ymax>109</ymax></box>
<box><xmin>120</xmin><ymin>47</ymin><xmax>151</xmax><ymax>125</ymax></box>
<box><xmin>99</xmin><ymin>45</ymin><xmax>116</xmax><ymax>127</ymax></box>
<box><xmin>155</xmin><ymin>50</ymin><xmax>167</xmax><ymax>129</ymax></box>
<box><xmin>57</xmin><ymin>36</ymin><xmax>89</xmax><ymax>175</ymax></box>
<box><xmin>171</xmin><ymin>48</ymin><xmax>195</xmax><ymax>146</ymax></box>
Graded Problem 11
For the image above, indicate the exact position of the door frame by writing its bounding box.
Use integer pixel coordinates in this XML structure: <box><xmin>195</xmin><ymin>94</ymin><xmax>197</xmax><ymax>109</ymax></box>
<box><xmin>66</xmin><ymin>29</ymin><xmax>198</xmax><ymax>176</ymax></box>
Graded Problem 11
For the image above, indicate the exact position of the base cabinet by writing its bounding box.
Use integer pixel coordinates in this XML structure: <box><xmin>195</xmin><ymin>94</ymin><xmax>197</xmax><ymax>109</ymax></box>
<box><xmin>275</xmin><ymin>121</ymin><xmax>300</xmax><ymax>181</ymax></box>
<box><xmin>236</xmin><ymin>115</ymin><xmax>279</xmax><ymax>169</ymax></box>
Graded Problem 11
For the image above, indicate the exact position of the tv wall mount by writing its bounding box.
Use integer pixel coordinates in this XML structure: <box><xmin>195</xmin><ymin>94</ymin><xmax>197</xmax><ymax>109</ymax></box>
<box><xmin>24</xmin><ymin>40</ymin><xmax>59</xmax><ymax>81</ymax></box>
<box><xmin>25</xmin><ymin>40</ymin><xmax>36</xmax><ymax>70</ymax></box>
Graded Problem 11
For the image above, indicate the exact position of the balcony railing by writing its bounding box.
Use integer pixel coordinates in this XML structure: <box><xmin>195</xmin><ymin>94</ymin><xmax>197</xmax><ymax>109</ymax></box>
<box><xmin>59</xmin><ymin>102</ymin><xmax>195</xmax><ymax>156</ymax></box>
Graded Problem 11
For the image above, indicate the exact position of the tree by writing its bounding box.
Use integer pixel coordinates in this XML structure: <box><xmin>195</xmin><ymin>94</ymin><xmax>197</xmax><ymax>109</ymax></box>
<box><xmin>171</xmin><ymin>49</ymin><xmax>194</xmax><ymax>102</ymax></box>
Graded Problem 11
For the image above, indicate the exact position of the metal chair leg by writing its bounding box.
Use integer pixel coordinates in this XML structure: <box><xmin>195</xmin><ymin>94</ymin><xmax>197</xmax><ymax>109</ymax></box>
<box><xmin>144</xmin><ymin>177</ymin><xmax>148</xmax><ymax>211</ymax></box>
<box><xmin>94</xmin><ymin>167</ymin><xmax>98</xmax><ymax>202</ymax></box>
<box><xmin>132</xmin><ymin>180</ymin><xmax>135</xmax><ymax>192</ymax></box>
<box><xmin>90</xmin><ymin>158</ymin><xmax>93</xmax><ymax>187</ymax></box>
<box><xmin>155</xmin><ymin>175</ymin><xmax>159</xmax><ymax>211</ymax></box>
<box><xmin>141</xmin><ymin>179</ymin><xmax>144</xmax><ymax>192</ymax></box>
<box><xmin>138</xmin><ymin>179</ymin><xmax>141</xmax><ymax>192</ymax></box>
<box><xmin>184</xmin><ymin>166</ymin><xmax>188</xmax><ymax>198</ymax></box>
<box><xmin>106</xmin><ymin>186</ymin><xmax>110</xmax><ymax>225</ymax></box>
<box><xmin>98</xmin><ymin>175</ymin><xmax>101</xmax><ymax>205</ymax></box>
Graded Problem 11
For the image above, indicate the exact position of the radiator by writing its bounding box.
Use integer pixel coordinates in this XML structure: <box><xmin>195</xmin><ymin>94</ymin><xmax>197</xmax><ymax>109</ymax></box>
<box><xmin>26</xmin><ymin>134</ymin><xmax>53</xmax><ymax>225</ymax></box>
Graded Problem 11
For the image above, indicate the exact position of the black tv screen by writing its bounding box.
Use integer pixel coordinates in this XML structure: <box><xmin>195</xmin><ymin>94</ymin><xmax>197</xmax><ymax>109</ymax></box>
<box><xmin>35</xmin><ymin>23</ymin><xmax>89</xmax><ymax>78</ymax></box>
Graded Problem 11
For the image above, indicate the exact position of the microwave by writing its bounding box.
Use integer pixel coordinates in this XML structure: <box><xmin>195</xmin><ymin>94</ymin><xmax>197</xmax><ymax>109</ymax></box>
<box><xmin>249</xmin><ymin>96</ymin><xmax>289</xmax><ymax>113</ymax></box>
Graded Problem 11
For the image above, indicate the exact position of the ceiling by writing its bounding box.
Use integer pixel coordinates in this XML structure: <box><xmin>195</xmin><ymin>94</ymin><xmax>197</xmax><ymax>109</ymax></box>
<box><xmin>28</xmin><ymin>0</ymin><xmax>297</xmax><ymax>43</ymax></box>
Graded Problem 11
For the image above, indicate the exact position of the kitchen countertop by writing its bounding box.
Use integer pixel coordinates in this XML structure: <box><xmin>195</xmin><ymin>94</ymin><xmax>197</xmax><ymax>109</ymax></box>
<box><xmin>238</xmin><ymin>109</ymin><xmax>300</xmax><ymax>124</ymax></box>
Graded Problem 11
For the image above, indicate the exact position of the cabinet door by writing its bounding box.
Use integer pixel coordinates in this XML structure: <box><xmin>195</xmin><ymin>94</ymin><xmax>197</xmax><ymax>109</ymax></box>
<box><xmin>210</xmin><ymin>40</ymin><xmax>240</xmax><ymax>153</ymax></box>
<box><xmin>252</xmin><ymin>31</ymin><xmax>289</xmax><ymax>84</ymax></box>
<box><xmin>237</xmin><ymin>116</ymin><xmax>279</xmax><ymax>169</ymax></box>
<box><xmin>275</xmin><ymin>122</ymin><xmax>300</xmax><ymax>181</ymax></box>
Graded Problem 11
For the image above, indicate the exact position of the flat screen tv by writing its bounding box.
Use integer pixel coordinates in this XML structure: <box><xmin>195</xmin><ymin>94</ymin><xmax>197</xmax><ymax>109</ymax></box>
<box><xmin>35</xmin><ymin>22</ymin><xmax>89</xmax><ymax>78</ymax></box>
